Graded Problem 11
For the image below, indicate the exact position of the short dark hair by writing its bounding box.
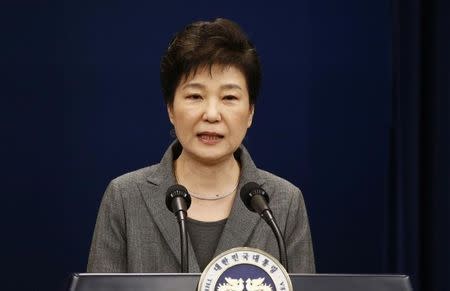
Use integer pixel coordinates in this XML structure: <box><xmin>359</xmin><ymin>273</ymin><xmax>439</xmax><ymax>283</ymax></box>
<box><xmin>160</xmin><ymin>18</ymin><xmax>261</xmax><ymax>106</ymax></box>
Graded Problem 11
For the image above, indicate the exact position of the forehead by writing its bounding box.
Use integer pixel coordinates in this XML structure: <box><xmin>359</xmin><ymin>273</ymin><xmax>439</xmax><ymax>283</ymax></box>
<box><xmin>178</xmin><ymin>64</ymin><xmax>248</xmax><ymax>90</ymax></box>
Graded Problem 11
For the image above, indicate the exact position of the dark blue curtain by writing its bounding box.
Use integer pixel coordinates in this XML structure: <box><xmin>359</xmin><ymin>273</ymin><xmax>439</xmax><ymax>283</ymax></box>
<box><xmin>3</xmin><ymin>0</ymin><xmax>448</xmax><ymax>290</ymax></box>
<box><xmin>387</xmin><ymin>0</ymin><xmax>449</xmax><ymax>290</ymax></box>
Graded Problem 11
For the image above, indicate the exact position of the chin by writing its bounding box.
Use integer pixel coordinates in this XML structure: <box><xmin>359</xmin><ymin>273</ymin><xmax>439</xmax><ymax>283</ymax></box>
<box><xmin>192</xmin><ymin>149</ymin><xmax>234</xmax><ymax>165</ymax></box>
<box><xmin>196</xmin><ymin>154</ymin><xmax>228</xmax><ymax>165</ymax></box>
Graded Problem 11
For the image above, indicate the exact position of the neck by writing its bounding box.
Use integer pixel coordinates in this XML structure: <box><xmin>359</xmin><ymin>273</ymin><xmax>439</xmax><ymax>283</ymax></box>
<box><xmin>175</xmin><ymin>151</ymin><xmax>240</xmax><ymax>196</ymax></box>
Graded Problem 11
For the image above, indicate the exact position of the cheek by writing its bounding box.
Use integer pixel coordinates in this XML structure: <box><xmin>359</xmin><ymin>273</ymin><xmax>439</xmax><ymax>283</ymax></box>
<box><xmin>179</xmin><ymin>111</ymin><xmax>197</xmax><ymax>124</ymax></box>
<box><xmin>172</xmin><ymin>108</ymin><xmax>198</xmax><ymax>132</ymax></box>
<box><xmin>230</xmin><ymin>112</ymin><xmax>252</xmax><ymax>136</ymax></box>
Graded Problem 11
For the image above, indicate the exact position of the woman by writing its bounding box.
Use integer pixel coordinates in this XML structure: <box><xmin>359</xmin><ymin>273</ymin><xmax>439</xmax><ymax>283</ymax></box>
<box><xmin>87</xmin><ymin>18</ymin><xmax>315</xmax><ymax>273</ymax></box>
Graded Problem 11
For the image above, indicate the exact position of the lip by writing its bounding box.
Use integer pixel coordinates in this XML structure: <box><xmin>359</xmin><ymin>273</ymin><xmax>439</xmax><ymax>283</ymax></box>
<box><xmin>197</xmin><ymin>131</ymin><xmax>224</xmax><ymax>145</ymax></box>
<box><xmin>197</xmin><ymin>131</ymin><xmax>224</xmax><ymax>137</ymax></box>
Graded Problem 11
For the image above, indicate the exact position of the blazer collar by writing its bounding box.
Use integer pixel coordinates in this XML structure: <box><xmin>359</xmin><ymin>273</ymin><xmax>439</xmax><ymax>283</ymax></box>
<box><xmin>139</xmin><ymin>140</ymin><xmax>265</xmax><ymax>272</ymax></box>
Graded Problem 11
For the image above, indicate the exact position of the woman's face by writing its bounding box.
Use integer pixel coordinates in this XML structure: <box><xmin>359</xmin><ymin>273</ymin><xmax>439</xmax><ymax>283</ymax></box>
<box><xmin>168</xmin><ymin>64</ymin><xmax>254</xmax><ymax>164</ymax></box>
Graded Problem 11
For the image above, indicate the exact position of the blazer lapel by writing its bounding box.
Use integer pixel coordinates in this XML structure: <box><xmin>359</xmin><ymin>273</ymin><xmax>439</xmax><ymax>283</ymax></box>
<box><xmin>138</xmin><ymin>142</ymin><xmax>200</xmax><ymax>273</ymax></box>
<box><xmin>213</xmin><ymin>145</ymin><xmax>266</xmax><ymax>257</ymax></box>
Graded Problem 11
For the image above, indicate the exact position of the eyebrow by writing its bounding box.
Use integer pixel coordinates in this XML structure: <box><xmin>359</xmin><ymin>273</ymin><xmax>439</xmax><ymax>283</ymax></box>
<box><xmin>221</xmin><ymin>84</ymin><xmax>242</xmax><ymax>90</ymax></box>
<box><xmin>182</xmin><ymin>82</ymin><xmax>243</xmax><ymax>91</ymax></box>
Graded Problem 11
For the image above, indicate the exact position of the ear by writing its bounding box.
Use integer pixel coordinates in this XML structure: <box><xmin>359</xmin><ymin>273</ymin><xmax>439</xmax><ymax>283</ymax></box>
<box><xmin>247</xmin><ymin>105</ymin><xmax>255</xmax><ymax>128</ymax></box>
<box><xmin>167</xmin><ymin>104</ymin><xmax>175</xmax><ymax>125</ymax></box>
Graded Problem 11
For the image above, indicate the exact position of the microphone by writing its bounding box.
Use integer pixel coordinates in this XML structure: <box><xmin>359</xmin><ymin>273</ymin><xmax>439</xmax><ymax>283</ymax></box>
<box><xmin>166</xmin><ymin>184</ymin><xmax>192</xmax><ymax>273</ymax></box>
<box><xmin>240</xmin><ymin>182</ymin><xmax>289</xmax><ymax>272</ymax></box>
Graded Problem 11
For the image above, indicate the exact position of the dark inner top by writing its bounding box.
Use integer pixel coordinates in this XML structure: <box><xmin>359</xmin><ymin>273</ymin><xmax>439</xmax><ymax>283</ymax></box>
<box><xmin>186</xmin><ymin>217</ymin><xmax>228</xmax><ymax>271</ymax></box>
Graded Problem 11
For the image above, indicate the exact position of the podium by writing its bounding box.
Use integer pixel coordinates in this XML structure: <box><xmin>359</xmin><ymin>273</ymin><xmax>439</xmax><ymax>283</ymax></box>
<box><xmin>68</xmin><ymin>273</ymin><xmax>412</xmax><ymax>291</ymax></box>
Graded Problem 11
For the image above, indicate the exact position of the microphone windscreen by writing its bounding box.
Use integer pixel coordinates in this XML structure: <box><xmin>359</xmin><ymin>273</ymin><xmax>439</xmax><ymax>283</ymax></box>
<box><xmin>165</xmin><ymin>184</ymin><xmax>191</xmax><ymax>212</ymax></box>
<box><xmin>240</xmin><ymin>182</ymin><xmax>269</xmax><ymax>212</ymax></box>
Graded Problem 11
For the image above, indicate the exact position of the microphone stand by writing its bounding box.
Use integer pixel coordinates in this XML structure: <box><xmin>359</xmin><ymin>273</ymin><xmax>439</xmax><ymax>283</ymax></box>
<box><xmin>176</xmin><ymin>208</ymin><xmax>189</xmax><ymax>273</ymax></box>
<box><xmin>166</xmin><ymin>185</ymin><xmax>191</xmax><ymax>273</ymax></box>
<box><xmin>260</xmin><ymin>210</ymin><xmax>289</xmax><ymax>272</ymax></box>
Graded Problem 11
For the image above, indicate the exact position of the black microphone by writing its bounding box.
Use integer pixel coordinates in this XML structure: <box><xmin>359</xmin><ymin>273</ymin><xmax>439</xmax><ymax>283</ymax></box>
<box><xmin>166</xmin><ymin>184</ymin><xmax>191</xmax><ymax>273</ymax></box>
<box><xmin>240</xmin><ymin>182</ymin><xmax>289</xmax><ymax>272</ymax></box>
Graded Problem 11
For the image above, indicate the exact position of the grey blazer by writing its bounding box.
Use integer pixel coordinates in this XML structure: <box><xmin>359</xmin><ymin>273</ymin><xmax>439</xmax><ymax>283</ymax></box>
<box><xmin>87</xmin><ymin>141</ymin><xmax>315</xmax><ymax>273</ymax></box>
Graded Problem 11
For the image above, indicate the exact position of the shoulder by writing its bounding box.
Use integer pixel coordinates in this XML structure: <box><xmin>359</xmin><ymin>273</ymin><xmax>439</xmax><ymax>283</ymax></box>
<box><xmin>109</xmin><ymin>165</ymin><xmax>157</xmax><ymax>187</ymax></box>
<box><xmin>97</xmin><ymin>164</ymin><xmax>163</xmax><ymax>213</ymax></box>
<box><xmin>102</xmin><ymin>163</ymin><xmax>161</xmax><ymax>202</ymax></box>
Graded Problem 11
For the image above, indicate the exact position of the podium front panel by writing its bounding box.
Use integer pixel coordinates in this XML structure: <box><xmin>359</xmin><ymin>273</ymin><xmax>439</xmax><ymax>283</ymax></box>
<box><xmin>68</xmin><ymin>273</ymin><xmax>412</xmax><ymax>291</ymax></box>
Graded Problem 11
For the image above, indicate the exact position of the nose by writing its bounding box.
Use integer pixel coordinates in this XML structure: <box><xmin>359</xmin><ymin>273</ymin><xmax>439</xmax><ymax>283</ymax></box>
<box><xmin>202</xmin><ymin>99</ymin><xmax>221</xmax><ymax>122</ymax></box>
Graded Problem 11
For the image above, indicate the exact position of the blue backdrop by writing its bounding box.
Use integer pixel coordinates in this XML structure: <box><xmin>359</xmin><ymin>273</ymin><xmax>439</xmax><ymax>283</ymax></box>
<box><xmin>3</xmin><ymin>1</ymin><xmax>394</xmax><ymax>290</ymax></box>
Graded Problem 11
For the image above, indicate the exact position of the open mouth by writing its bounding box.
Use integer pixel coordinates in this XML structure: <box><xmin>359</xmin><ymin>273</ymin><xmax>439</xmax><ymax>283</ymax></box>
<box><xmin>197</xmin><ymin>132</ymin><xmax>224</xmax><ymax>143</ymax></box>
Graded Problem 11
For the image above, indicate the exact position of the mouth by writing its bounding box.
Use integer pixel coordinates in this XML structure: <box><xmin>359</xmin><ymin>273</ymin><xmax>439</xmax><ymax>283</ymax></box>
<box><xmin>197</xmin><ymin>132</ymin><xmax>224</xmax><ymax>144</ymax></box>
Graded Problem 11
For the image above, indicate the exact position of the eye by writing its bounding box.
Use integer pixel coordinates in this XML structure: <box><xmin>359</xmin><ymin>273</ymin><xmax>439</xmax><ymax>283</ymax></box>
<box><xmin>186</xmin><ymin>94</ymin><xmax>202</xmax><ymax>100</ymax></box>
<box><xmin>223</xmin><ymin>95</ymin><xmax>238</xmax><ymax>101</ymax></box>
